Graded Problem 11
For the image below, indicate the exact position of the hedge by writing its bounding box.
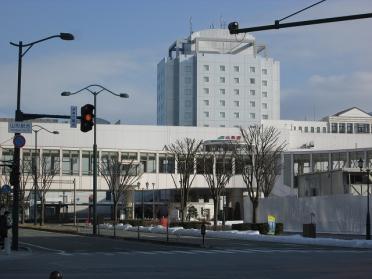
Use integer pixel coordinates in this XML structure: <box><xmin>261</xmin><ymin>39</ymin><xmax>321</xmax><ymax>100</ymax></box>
<box><xmin>231</xmin><ymin>223</ymin><xmax>284</xmax><ymax>235</ymax></box>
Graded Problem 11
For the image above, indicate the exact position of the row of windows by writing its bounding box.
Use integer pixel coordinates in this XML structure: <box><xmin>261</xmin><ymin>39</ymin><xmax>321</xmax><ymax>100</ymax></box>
<box><xmin>202</xmin><ymin>76</ymin><xmax>268</xmax><ymax>86</ymax></box>
<box><xmin>202</xmin><ymin>99</ymin><xmax>268</xmax><ymax>109</ymax></box>
<box><xmin>0</xmin><ymin>149</ymin><xmax>177</xmax><ymax>175</ymax></box>
<box><xmin>1</xmin><ymin>149</ymin><xmax>254</xmax><ymax>176</ymax></box>
<box><xmin>202</xmin><ymin>88</ymin><xmax>268</xmax><ymax>98</ymax></box>
<box><xmin>293</xmin><ymin>126</ymin><xmax>327</xmax><ymax>133</ymax></box>
<box><xmin>202</xmin><ymin>64</ymin><xmax>268</xmax><ymax>75</ymax></box>
<box><xmin>331</xmin><ymin>123</ymin><xmax>372</xmax><ymax>134</ymax></box>
<box><xmin>202</xmin><ymin>111</ymin><xmax>268</xmax><ymax>120</ymax></box>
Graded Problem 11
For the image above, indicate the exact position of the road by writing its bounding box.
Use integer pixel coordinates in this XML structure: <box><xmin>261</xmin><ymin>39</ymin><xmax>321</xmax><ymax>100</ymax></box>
<box><xmin>1</xmin><ymin>228</ymin><xmax>372</xmax><ymax>279</ymax></box>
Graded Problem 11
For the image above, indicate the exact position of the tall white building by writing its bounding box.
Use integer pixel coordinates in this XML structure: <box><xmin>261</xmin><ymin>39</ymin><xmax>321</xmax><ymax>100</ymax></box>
<box><xmin>157</xmin><ymin>29</ymin><xmax>280</xmax><ymax>127</ymax></box>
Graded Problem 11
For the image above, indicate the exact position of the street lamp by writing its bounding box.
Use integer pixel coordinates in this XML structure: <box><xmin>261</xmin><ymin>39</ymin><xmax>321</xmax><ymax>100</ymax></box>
<box><xmin>152</xmin><ymin>182</ymin><xmax>156</xmax><ymax>220</ymax></box>
<box><xmin>32</xmin><ymin>125</ymin><xmax>59</xmax><ymax>226</ymax></box>
<box><xmin>10</xmin><ymin>32</ymin><xmax>74</xmax><ymax>250</ymax></box>
<box><xmin>358</xmin><ymin>158</ymin><xmax>371</xmax><ymax>240</ymax></box>
<box><xmin>61</xmin><ymin>84</ymin><xmax>129</xmax><ymax>235</ymax></box>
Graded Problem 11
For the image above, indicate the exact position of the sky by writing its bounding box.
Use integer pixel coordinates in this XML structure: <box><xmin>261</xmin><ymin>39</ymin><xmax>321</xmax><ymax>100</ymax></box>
<box><xmin>0</xmin><ymin>0</ymin><xmax>372</xmax><ymax>124</ymax></box>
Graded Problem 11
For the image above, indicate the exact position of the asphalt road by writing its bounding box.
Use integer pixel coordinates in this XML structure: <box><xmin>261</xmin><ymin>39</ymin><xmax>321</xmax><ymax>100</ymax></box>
<box><xmin>1</xmin><ymin>228</ymin><xmax>372</xmax><ymax>279</ymax></box>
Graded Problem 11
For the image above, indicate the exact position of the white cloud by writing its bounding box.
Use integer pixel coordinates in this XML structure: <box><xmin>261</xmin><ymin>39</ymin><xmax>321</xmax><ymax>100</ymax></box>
<box><xmin>282</xmin><ymin>71</ymin><xmax>372</xmax><ymax>120</ymax></box>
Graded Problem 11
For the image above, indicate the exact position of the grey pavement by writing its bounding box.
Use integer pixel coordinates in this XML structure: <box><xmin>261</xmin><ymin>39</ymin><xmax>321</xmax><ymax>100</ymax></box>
<box><xmin>1</xmin><ymin>228</ymin><xmax>372</xmax><ymax>278</ymax></box>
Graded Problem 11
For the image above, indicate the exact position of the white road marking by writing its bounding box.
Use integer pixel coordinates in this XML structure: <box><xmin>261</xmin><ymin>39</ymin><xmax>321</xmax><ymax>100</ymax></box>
<box><xmin>19</xmin><ymin>241</ymin><xmax>65</xmax><ymax>254</ymax></box>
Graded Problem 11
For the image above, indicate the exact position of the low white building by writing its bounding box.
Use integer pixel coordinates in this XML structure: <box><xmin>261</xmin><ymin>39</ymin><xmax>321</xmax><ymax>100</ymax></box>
<box><xmin>1</xmin><ymin>107</ymin><xmax>372</xmax><ymax>221</ymax></box>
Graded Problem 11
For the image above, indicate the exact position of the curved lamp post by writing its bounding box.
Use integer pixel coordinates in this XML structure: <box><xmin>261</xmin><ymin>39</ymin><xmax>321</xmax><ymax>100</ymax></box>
<box><xmin>10</xmin><ymin>32</ymin><xmax>74</xmax><ymax>250</ymax></box>
<box><xmin>32</xmin><ymin>125</ymin><xmax>59</xmax><ymax>226</ymax></box>
<box><xmin>61</xmin><ymin>84</ymin><xmax>129</xmax><ymax>235</ymax></box>
<box><xmin>358</xmin><ymin>158</ymin><xmax>371</xmax><ymax>240</ymax></box>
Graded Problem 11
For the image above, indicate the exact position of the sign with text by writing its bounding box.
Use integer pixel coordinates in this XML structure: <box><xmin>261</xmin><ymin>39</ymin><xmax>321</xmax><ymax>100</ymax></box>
<box><xmin>267</xmin><ymin>215</ymin><xmax>276</xmax><ymax>235</ymax></box>
<box><xmin>70</xmin><ymin>106</ymin><xmax>77</xmax><ymax>128</ymax></box>
<box><xmin>8</xmin><ymin>121</ymin><xmax>32</xmax><ymax>133</ymax></box>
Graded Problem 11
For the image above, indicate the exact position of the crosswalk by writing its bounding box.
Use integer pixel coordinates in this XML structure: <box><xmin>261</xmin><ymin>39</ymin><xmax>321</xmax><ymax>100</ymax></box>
<box><xmin>58</xmin><ymin>248</ymin><xmax>372</xmax><ymax>257</ymax></box>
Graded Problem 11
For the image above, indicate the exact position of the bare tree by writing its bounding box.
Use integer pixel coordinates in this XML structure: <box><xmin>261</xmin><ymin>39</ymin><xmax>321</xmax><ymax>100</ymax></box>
<box><xmin>99</xmin><ymin>156</ymin><xmax>143</xmax><ymax>228</ymax></box>
<box><xmin>39</xmin><ymin>156</ymin><xmax>59</xmax><ymax>225</ymax></box>
<box><xmin>166</xmin><ymin>138</ymin><xmax>203</xmax><ymax>222</ymax></box>
<box><xmin>238</xmin><ymin>126</ymin><xmax>285</xmax><ymax>223</ymax></box>
<box><xmin>20</xmin><ymin>159</ymin><xmax>32</xmax><ymax>223</ymax></box>
<box><xmin>200</xmin><ymin>142</ymin><xmax>234</xmax><ymax>229</ymax></box>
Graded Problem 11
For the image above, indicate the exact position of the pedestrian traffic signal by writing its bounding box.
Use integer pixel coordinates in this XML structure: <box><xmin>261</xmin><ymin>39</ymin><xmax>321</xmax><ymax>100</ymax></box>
<box><xmin>81</xmin><ymin>104</ymin><xmax>95</xmax><ymax>132</ymax></box>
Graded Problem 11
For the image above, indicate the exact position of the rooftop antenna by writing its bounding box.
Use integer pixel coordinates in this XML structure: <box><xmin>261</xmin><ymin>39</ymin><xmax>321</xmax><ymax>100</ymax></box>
<box><xmin>189</xmin><ymin>16</ymin><xmax>193</xmax><ymax>36</ymax></box>
<box><xmin>220</xmin><ymin>15</ymin><xmax>226</xmax><ymax>29</ymax></box>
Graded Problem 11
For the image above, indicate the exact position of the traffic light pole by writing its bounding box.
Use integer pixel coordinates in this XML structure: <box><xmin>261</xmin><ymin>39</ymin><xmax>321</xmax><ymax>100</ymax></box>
<box><xmin>92</xmin><ymin>93</ymin><xmax>97</xmax><ymax>235</ymax></box>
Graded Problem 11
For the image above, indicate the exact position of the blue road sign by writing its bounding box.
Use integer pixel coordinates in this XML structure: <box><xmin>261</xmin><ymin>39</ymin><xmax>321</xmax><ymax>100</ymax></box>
<box><xmin>1</xmin><ymin>184</ymin><xmax>12</xmax><ymax>193</ymax></box>
<box><xmin>13</xmin><ymin>134</ymin><xmax>26</xmax><ymax>148</ymax></box>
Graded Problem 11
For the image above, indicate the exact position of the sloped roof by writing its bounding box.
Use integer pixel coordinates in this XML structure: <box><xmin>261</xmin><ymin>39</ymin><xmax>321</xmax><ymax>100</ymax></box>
<box><xmin>332</xmin><ymin>107</ymin><xmax>372</xmax><ymax>118</ymax></box>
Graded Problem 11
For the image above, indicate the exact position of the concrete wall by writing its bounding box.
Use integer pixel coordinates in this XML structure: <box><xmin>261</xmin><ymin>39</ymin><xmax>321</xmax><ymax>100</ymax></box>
<box><xmin>244</xmin><ymin>194</ymin><xmax>370</xmax><ymax>235</ymax></box>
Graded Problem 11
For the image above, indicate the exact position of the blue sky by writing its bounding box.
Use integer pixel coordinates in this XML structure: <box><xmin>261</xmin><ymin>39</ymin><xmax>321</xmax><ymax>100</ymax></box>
<box><xmin>1</xmin><ymin>0</ymin><xmax>372</xmax><ymax>124</ymax></box>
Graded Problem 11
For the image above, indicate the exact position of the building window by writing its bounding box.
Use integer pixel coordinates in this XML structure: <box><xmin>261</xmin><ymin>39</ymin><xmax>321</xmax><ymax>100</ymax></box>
<box><xmin>203</xmin><ymin>100</ymin><xmax>209</xmax><ymax>106</ymax></box>
<box><xmin>262</xmin><ymin>69</ymin><xmax>268</xmax><ymax>75</ymax></box>
<box><xmin>220</xmin><ymin>88</ymin><xmax>226</xmax><ymax>95</ymax></box>
<box><xmin>42</xmin><ymin>150</ymin><xmax>60</xmax><ymax>175</ymax></box>
<box><xmin>220</xmin><ymin>65</ymin><xmax>225</xmax><ymax>71</ymax></box>
<box><xmin>203</xmin><ymin>76</ymin><xmax>209</xmax><ymax>82</ymax></box>
<box><xmin>203</xmin><ymin>65</ymin><xmax>209</xmax><ymax>71</ymax></box>
<box><xmin>220</xmin><ymin>125</ymin><xmax>225</xmax><ymax>127</ymax></box>
<box><xmin>234</xmin><ymin>112</ymin><xmax>240</xmax><ymax>119</ymax></box>
<box><xmin>250</xmin><ymin>78</ymin><xmax>255</xmax><ymax>84</ymax></box>
<box><xmin>262</xmin><ymin>103</ymin><xmax>268</xmax><ymax>109</ymax></box>
<box><xmin>159</xmin><ymin>154</ymin><xmax>175</xmax><ymax>173</ymax></box>
<box><xmin>121</xmin><ymin>152</ymin><xmax>137</xmax><ymax>161</ymax></box>
<box><xmin>304</xmin><ymin>127</ymin><xmax>309</xmax><ymax>133</ymax></box>
<box><xmin>220</xmin><ymin>112</ymin><xmax>226</xmax><ymax>118</ymax></box>
<box><xmin>62</xmin><ymin>150</ymin><xmax>79</xmax><ymax>175</ymax></box>
<box><xmin>204</xmin><ymin>111</ymin><xmax>209</xmax><ymax>118</ymax></box>
<box><xmin>331</xmin><ymin>123</ymin><xmax>338</xmax><ymax>133</ymax></box>
<box><xmin>234</xmin><ymin>66</ymin><xmax>240</xmax><ymax>72</ymax></box>
<box><xmin>250</xmin><ymin>66</ymin><xmax>255</xmax><ymax>73</ymax></box>
<box><xmin>185</xmin><ymin>65</ymin><xmax>192</xmax><ymax>72</ymax></box>
<box><xmin>234</xmin><ymin>78</ymin><xmax>240</xmax><ymax>84</ymax></box>
<box><xmin>317</xmin><ymin>127</ymin><xmax>320</xmax><ymax>133</ymax></box>
<box><xmin>311</xmin><ymin>127</ymin><xmax>315</xmax><ymax>133</ymax></box>
<box><xmin>220</xmin><ymin>100</ymin><xmax>226</xmax><ymax>106</ymax></box>
<box><xmin>262</xmin><ymin>80</ymin><xmax>268</xmax><ymax>86</ymax></box>
<box><xmin>82</xmin><ymin>150</ymin><xmax>95</xmax><ymax>175</ymax></box>
<box><xmin>204</xmin><ymin>124</ymin><xmax>209</xmax><ymax>127</ymax></box>
<box><xmin>140</xmin><ymin>153</ymin><xmax>156</xmax><ymax>173</ymax></box>
<box><xmin>262</xmin><ymin>91</ymin><xmax>268</xmax><ymax>97</ymax></box>
<box><xmin>250</xmin><ymin>113</ymin><xmax>256</xmax><ymax>119</ymax></box>
<box><xmin>250</xmin><ymin>101</ymin><xmax>255</xmax><ymax>108</ymax></box>
<box><xmin>299</xmin><ymin>126</ymin><xmax>302</xmax><ymax>132</ymax></box>
<box><xmin>347</xmin><ymin>123</ymin><xmax>353</xmax><ymax>133</ymax></box>
<box><xmin>339</xmin><ymin>123</ymin><xmax>345</xmax><ymax>133</ymax></box>
<box><xmin>250</xmin><ymin>90</ymin><xmax>256</xmax><ymax>96</ymax></box>
<box><xmin>234</xmin><ymin>89</ymin><xmax>239</xmax><ymax>95</ymax></box>
<box><xmin>203</xmin><ymin>88</ymin><xmax>209</xmax><ymax>94</ymax></box>
<box><xmin>262</xmin><ymin>114</ymin><xmax>268</xmax><ymax>119</ymax></box>
<box><xmin>185</xmin><ymin>88</ymin><xmax>192</xmax><ymax>95</ymax></box>
<box><xmin>323</xmin><ymin>127</ymin><xmax>327</xmax><ymax>133</ymax></box>
<box><xmin>234</xmin><ymin>100</ymin><xmax>240</xmax><ymax>107</ymax></box>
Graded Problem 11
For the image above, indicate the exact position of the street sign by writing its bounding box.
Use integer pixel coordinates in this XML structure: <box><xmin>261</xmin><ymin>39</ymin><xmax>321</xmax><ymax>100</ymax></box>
<box><xmin>70</xmin><ymin>106</ymin><xmax>77</xmax><ymax>128</ymax></box>
<box><xmin>8</xmin><ymin>121</ymin><xmax>32</xmax><ymax>133</ymax></box>
<box><xmin>1</xmin><ymin>184</ymin><xmax>11</xmax><ymax>193</ymax></box>
<box><xmin>13</xmin><ymin>134</ymin><xmax>26</xmax><ymax>148</ymax></box>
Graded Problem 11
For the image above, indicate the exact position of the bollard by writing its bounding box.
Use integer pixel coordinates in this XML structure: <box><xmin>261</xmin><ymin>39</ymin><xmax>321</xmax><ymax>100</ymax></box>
<box><xmin>201</xmin><ymin>222</ymin><xmax>206</xmax><ymax>247</ymax></box>
<box><xmin>49</xmin><ymin>271</ymin><xmax>63</xmax><ymax>279</ymax></box>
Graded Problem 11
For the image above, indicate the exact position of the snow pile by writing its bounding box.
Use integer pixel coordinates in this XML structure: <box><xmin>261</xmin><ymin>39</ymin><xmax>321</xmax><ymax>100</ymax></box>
<box><xmin>98</xmin><ymin>222</ymin><xmax>372</xmax><ymax>249</ymax></box>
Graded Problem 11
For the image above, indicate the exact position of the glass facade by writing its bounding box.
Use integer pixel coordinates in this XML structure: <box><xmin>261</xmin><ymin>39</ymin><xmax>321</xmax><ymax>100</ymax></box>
<box><xmin>62</xmin><ymin>150</ymin><xmax>79</xmax><ymax>175</ymax></box>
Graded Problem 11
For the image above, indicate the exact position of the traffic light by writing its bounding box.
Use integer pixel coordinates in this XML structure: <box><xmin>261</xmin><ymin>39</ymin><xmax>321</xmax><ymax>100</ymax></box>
<box><xmin>81</xmin><ymin>104</ymin><xmax>95</xmax><ymax>132</ymax></box>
